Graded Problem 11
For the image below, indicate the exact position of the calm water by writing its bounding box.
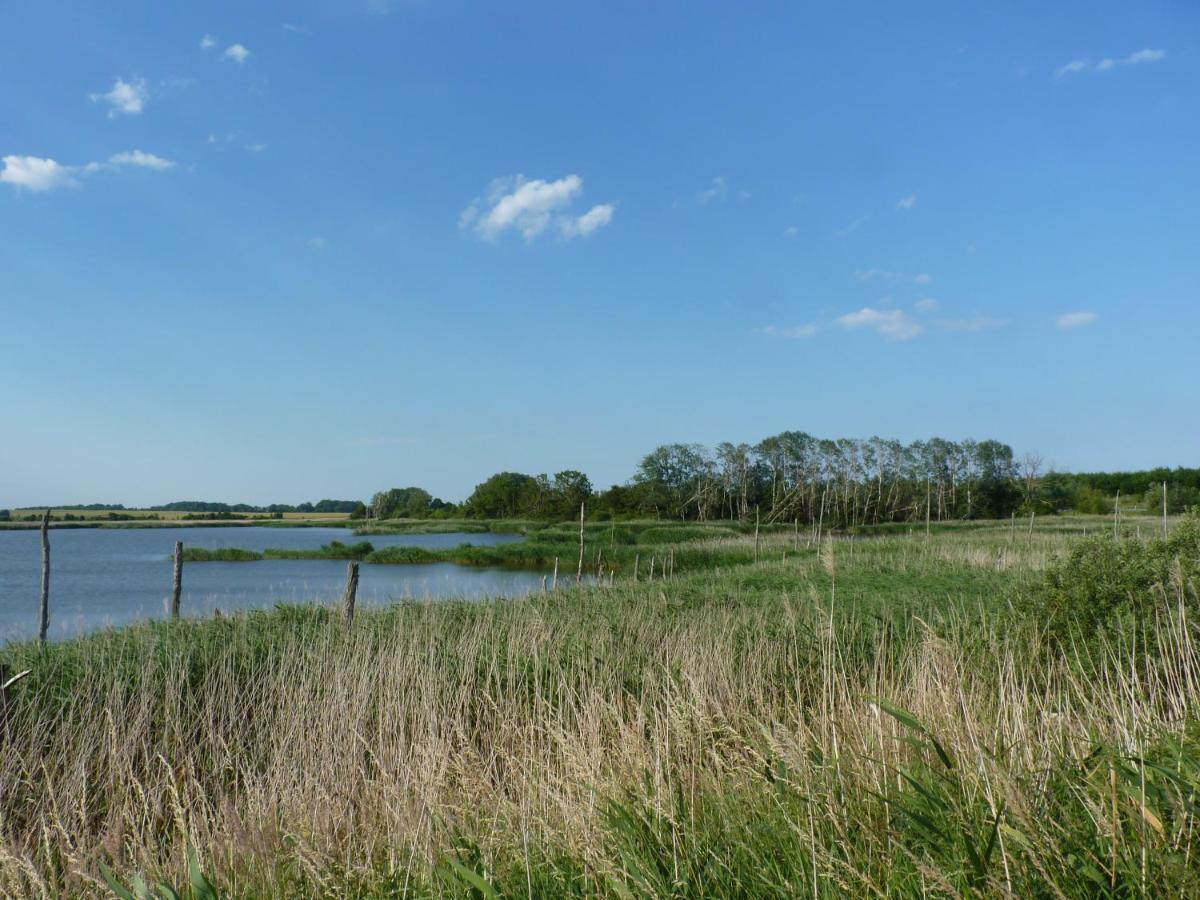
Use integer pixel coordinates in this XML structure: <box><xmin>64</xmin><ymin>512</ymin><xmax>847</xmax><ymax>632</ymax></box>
<box><xmin>0</xmin><ymin>527</ymin><xmax>534</xmax><ymax>643</ymax></box>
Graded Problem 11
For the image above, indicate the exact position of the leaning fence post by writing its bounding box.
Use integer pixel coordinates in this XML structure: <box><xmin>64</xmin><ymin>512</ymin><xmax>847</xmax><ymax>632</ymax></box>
<box><xmin>342</xmin><ymin>561</ymin><xmax>359</xmax><ymax>624</ymax></box>
<box><xmin>38</xmin><ymin>509</ymin><xmax>50</xmax><ymax>648</ymax></box>
<box><xmin>171</xmin><ymin>541</ymin><xmax>183</xmax><ymax>620</ymax></box>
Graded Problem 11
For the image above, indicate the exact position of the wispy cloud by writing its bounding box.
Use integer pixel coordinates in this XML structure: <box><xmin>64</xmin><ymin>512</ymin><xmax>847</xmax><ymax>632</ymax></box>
<box><xmin>245</xmin><ymin>143</ymin><xmax>267</xmax><ymax>153</ymax></box>
<box><xmin>913</xmin><ymin>272</ymin><xmax>932</xmax><ymax>285</ymax></box>
<box><xmin>782</xmin><ymin>225</ymin><xmax>799</xmax><ymax>239</ymax></box>
<box><xmin>560</xmin><ymin>203</ymin><xmax>615</xmax><ymax>239</ymax></box>
<box><xmin>834</xmin><ymin>216</ymin><xmax>869</xmax><ymax>238</ymax></box>
<box><xmin>837</xmin><ymin>307</ymin><xmax>921</xmax><ymax>341</ymax></box>
<box><xmin>106</xmin><ymin>150</ymin><xmax>174</xmax><ymax>170</ymax></box>
<box><xmin>1056</xmin><ymin>48</ymin><xmax>1166</xmax><ymax>77</ymax></box>
<box><xmin>1056</xmin><ymin>311</ymin><xmax>1098</xmax><ymax>329</ymax></box>
<box><xmin>90</xmin><ymin>77</ymin><xmax>148</xmax><ymax>117</ymax></box>
<box><xmin>1</xmin><ymin>150</ymin><xmax>175</xmax><ymax>192</ymax></box>
<box><xmin>282</xmin><ymin>23</ymin><xmax>309</xmax><ymax>34</ymax></box>
<box><xmin>696</xmin><ymin>176</ymin><xmax>728</xmax><ymax>205</ymax></box>
<box><xmin>460</xmin><ymin>174</ymin><xmax>614</xmax><ymax>242</ymax></box>
<box><xmin>895</xmin><ymin>194</ymin><xmax>916</xmax><ymax>211</ymax></box>
<box><xmin>914</xmin><ymin>297</ymin><xmax>939</xmax><ymax>312</ymax></box>
<box><xmin>200</xmin><ymin>34</ymin><xmax>217</xmax><ymax>50</ymax></box>
<box><xmin>307</xmin><ymin>236</ymin><xmax>329</xmax><ymax>250</ymax></box>
<box><xmin>758</xmin><ymin>324</ymin><xmax>818</xmax><ymax>339</ymax></box>
<box><xmin>223</xmin><ymin>44</ymin><xmax>252</xmax><ymax>64</ymax></box>
<box><xmin>855</xmin><ymin>268</ymin><xmax>902</xmax><ymax>282</ymax></box>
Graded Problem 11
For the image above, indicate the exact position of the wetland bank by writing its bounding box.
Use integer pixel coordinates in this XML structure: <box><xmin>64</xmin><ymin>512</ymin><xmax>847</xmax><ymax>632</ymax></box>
<box><xmin>1</xmin><ymin>508</ymin><xmax>1198</xmax><ymax>897</ymax></box>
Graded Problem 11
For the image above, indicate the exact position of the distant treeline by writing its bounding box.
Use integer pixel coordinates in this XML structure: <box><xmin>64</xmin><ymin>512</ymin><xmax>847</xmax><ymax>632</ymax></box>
<box><xmin>150</xmin><ymin>500</ymin><xmax>362</xmax><ymax>514</ymax></box>
<box><xmin>365</xmin><ymin>433</ymin><xmax>1193</xmax><ymax>527</ymax></box>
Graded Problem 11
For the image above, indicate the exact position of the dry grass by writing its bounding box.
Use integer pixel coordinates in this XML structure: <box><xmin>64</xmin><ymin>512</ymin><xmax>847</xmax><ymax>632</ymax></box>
<box><xmin>0</xmin><ymin>522</ymin><xmax>1197</xmax><ymax>897</ymax></box>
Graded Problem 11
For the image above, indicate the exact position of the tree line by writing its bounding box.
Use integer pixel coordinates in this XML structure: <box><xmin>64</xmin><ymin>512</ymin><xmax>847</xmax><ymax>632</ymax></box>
<box><xmin>368</xmin><ymin>437</ymin><xmax>1195</xmax><ymax>526</ymax></box>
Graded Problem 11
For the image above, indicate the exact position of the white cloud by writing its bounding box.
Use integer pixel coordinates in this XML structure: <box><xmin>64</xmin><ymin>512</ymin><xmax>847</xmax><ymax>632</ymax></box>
<box><xmin>560</xmin><ymin>203</ymin><xmax>614</xmax><ymax>239</ymax></box>
<box><xmin>462</xmin><ymin>174</ymin><xmax>613</xmax><ymax>242</ymax></box>
<box><xmin>1127</xmin><ymin>48</ymin><xmax>1167</xmax><ymax>65</ymax></box>
<box><xmin>782</xmin><ymin>225</ymin><xmax>799</xmax><ymax>239</ymax></box>
<box><xmin>913</xmin><ymin>272</ymin><xmax>932</xmax><ymax>285</ymax></box>
<box><xmin>834</xmin><ymin>216</ymin><xmax>869</xmax><ymax>238</ymax></box>
<box><xmin>282</xmin><ymin>23</ymin><xmax>309</xmax><ymax>33</ymax></box>
<box><xmin>938</xmin><ymin>316</ymin><xmax>1007</xmax><ymax>331</ymax></box>
<box><xmin>759</xmin><ymin>324</ymin><xmax>818</xmax><ymax>339</ymax></box>
<box><xmin>896</xmin><ymin>194</ymin><xmax>916</xmax><ymax>211</ymax></box>
<box><xmin>245</xmin><ymin>143</ymin><xmax>267</xmax><ymax>153</ymax></box>
<box><xmin>0</xmin><ymin>155</ymin><xmax>77</xmax><ymax>191</ymax></box>
<box><xmin>223</xmin><ymin>44</ymin><xmax>251</xmax><ymax>63</ymax></box>
<box><xmin>1056</xmin><ymin>311</ymin><xmax>1098</xmax><ymax>329</ymax></box>
<box><xmin>91</xmin><ymin>77</ymin><xmax>148</xmax><ymax>117</ymax></box>
<box><xmin>837</xmin><ymin>307</ymin><xmax>921</xmax><ymax>341</ymax></box>
<box><xmin>200</xmin><ymin>34</ymin><xmax>217</xmax><ymax>50</ymax></box>
<box><xmin>1056</xmin><ymin>48</ymin><xmax>1166</xmax><ymax>77</ymax></box>
<box><xmin>1</xmin><ymin>150</ymin><xmax>174</xmax><ymax>193</ymax></box>
<box><xmin>108</xmin><ymin>150</ymin><xmax>174</xmax><ymax>170</ymax></box>
<box><xmin>307</xmin><ymin>236</ymin><xmax>328</xmax><ymax>250</ymax></box>
<box><xmin>1055</xmin><ymin>59</ymin><xmax>1089</xmax><ymax>77</ymax></box>
<box><xmin>697</xmin><ymin>176</ymin><xmax>728</xmax><ymax>205</ymax></box>
<box><xmin>914</xmin><ymin>297</ymin><xmax>939</xmax><ymax>312</ymax></box>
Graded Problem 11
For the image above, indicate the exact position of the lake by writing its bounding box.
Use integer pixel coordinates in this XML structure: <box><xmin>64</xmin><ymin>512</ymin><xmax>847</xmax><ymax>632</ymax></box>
<box><xmin>0</xmin><ymin>526</ymin><xmax>534</xmax><ymax>642</ymax></box>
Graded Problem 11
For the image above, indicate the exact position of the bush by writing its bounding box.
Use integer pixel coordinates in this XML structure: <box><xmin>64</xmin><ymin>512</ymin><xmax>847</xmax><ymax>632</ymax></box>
<box><xmin>1026</xmin><ymin>509</ymin><xmax>1200</xmax><ymax>644</ymax></box>
<box><xmin>1074</xmin><ymin>487</ymin><xmax>1113</xmax><ymax>515</ymax></box>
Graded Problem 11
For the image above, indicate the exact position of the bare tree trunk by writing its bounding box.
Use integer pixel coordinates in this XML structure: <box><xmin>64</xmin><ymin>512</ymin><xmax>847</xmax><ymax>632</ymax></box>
<box><xmin>171</xmin><ymin>541</ymin><xmax>183</xmax><ymax>620</ymax></box>
<box><xmin>39</xmin><ymin>509</ymin><xmax>50</xmax><ymax>648</ymax></box>
<box><xmin>754</xmin><ymin>506</ymin><xmax>760</xmax><ymax>564</ymax></box>
<box><xmin>342</xmin><ymin>561</ymin><xmax>359</xmax><ymax>624</ymax></box>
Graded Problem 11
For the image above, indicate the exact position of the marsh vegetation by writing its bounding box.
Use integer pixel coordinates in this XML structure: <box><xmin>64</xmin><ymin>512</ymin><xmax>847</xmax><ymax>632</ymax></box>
<box><xmin>0</xmin><ymin>512</ymin><xmax>1197</xmax><ymax>896</ymax></box>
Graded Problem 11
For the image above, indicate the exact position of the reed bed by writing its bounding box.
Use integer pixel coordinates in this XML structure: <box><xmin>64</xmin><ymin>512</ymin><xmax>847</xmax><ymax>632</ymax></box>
<box><xmin>0</xmin><ymin>522</ymin><xmax>1197</xmax><ymax>897</ymax></box>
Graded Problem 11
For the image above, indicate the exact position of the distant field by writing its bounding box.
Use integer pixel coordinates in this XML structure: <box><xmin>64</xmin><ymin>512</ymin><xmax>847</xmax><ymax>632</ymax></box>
<box><xmin>4</xmin><ymin>508</ymin><xmax>350</xmax><ymax>524</ymax></box>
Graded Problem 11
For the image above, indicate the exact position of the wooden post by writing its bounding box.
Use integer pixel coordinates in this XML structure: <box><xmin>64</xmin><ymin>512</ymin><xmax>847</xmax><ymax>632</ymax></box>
<box><xmin>1164</xmin><ymin>481</ymin><xmax>1169</xmax><ymax>540</ymax></box>
<box><xmin>552</xmin><ymin>557</ymin><xmax>559</xmax><ymax>590</ymax></box>
<box><xmin>171</xmin><ymin>541</ymin><xmax>183</xmax><ymax>620</ymax></box>
<box><xmin>38</xmin><ymin>509</ymin><xmax>50</xmax><ymax>648</ymax></box>
<box><xmin>633</xmin><ymin>553</ymin><xmax>640</xmax><ymax>582</ymax></box>
<box><xmin>576</xmin><ymin>502</ymin><xmax>585</xmax><ymax>585</ymax></box>
<box><xmin>342</xmin><ymin>561</ymin><xmax>359</xmax><ymax>624</ymax></box>
<box><xmin>754</xmin><ymin>506</ymin><xmax>761</xmax><ymax>564</ymax></box>
<box><xmin>541</xmin><ymin>575</ymin><xmax>547</xmax><ymax>593</ymax></box>
<box><xmin>649</xmin><ymin>555</ymin><xmax>655</xmax><ymax>580</ymax></box>
<box><xmin>793</xmin><ymin>517</ymin><xmax>799</xmax><ymax>553</ymax></box>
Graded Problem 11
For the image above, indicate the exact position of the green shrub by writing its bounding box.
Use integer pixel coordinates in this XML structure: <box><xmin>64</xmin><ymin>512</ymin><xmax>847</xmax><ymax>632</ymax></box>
<box><xmin>1025</xmin><ymin>509</ymin><xmax>1199</xmax><ymax>644</ymax></box>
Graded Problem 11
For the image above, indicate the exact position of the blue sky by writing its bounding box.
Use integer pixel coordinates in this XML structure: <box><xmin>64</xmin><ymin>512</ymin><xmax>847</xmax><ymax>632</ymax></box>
<box><xmin>1</xmin><ymin>1</ymin><xmax>1197</xmax><ymax>507</ymax></box>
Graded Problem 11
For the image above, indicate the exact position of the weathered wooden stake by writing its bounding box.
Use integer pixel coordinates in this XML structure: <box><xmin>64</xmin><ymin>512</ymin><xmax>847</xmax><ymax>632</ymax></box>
<box><xmin>754</xmin><ymin>506</ymin><xmax>760</xmax><ymax>563</ymax></box>
<box><xmin>552</xmin><ymin>557</ymin><xmax>559</xmax><ymax>590</ymax></box>
<box><xmin>342</xmin><ymin>560</ymin><xmax>359</xmax><ymax>624</ymax></box>
<box><xmin>576</xmin><ymin>502</ymin><xmax>586</xmax><ymax>585</ymax></box>
<box><xmin>541</xmin><ymin>575</ymin><xmax>547</xmax><ymax>593</ymax></box>
<box><xmin>649</xmin><ymin>555</ymin><xmax>656</xmax><ymax>580</ymax></box>
<box><xmin>633</xmin><ymin>553</ymin><xmax>640</xmax><ymax>582</ymax></box>
<box><xmin>1164</xmin><ymin>481</ymin><xmax>1169</xmax><ymax>540</ymax></box>
<box><xmin>171</xmin><ymin>541</ymin><xmax>184</xmax><ymax>620</ymax></box>
<box><xmin>38</xmin><ymin>509</ymin><xmax>50</xmax><ymax>648</ymax></box>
